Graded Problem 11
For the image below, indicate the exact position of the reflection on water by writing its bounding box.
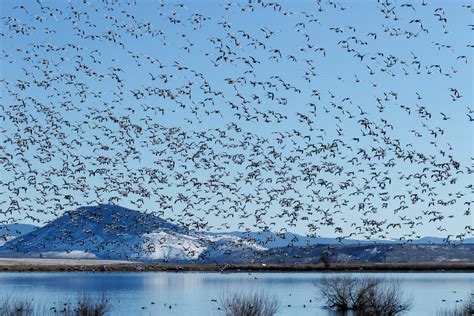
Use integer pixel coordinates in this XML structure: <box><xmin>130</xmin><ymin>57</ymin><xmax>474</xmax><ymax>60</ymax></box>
<box><xmin>0</xmin><ymin>272</ymin><xmax>471</xmax><ymax>316</ymax></box>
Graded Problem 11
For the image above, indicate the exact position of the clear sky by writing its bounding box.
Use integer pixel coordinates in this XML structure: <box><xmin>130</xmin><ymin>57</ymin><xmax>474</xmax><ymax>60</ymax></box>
<box><xmin>0</xmin><ymin>0</ymin><xmax>472</xmax><ymax>241</ymax></box>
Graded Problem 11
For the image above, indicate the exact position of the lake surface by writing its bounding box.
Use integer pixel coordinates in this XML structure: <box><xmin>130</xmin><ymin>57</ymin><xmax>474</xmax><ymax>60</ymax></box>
<box><xmin>0</xmin><ymin>272</ymin><xmax>472</xmax><ymax>315</ymax></box>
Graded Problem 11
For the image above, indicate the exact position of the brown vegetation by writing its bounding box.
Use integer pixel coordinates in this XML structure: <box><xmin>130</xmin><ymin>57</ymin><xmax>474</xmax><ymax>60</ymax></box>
<box><xmin>219</xmin><ymin>291</ymin><xmax>281</xmax><ymax>316</ymax></box>
<box><xmin>0</xmin><ymin>293</ymin><xmax>111</xmax><ymax>316</ymax></box>
<box><xmin>0</xmin><ymin>295</ymin><xmax>34</xmax><ymax>316</ymax></box>
<box><xmin>316</xmin><ymin>275</ymin><xmax>411</xmax><ymax>316</ymax></box>
<box><xmin>0</xmin><ymin>262</ymin><xmax>473</xmax><ymax>272</ymax></box>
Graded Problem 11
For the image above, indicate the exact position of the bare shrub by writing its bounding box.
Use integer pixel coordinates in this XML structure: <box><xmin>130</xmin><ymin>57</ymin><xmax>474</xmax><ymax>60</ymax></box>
<box><xmin>316</xmin><ymin>275</ymin><xmax>378</xmax><ymax>310</ymax></box>
<box><xmin>0</xmin><ymin>295</ymin><xmax>34</xmax><ymax>316</ymax></box>
<box><xmin>437</xmin><ymin>293</ymin><xmax>474</xmax><ymax>316</ymax></box>
<box><xmin>356</xmin><ymin>279</ymin><xmax>411</xmax><ymax>316</ymax></box>
<box><xmin>316</xmin><ymin>275</ymin><xmax>411</xmax><ymax>316</ymax></box>
<box><xmin>219</xmin><ymin>291</ymin><xmax>281</xmax><ymax>316</ymax></box>
<box><xmin>0</xmin><ymin>292</ymin><xmax>112</xmax><ymax>316</ymax></box>
<box><xmin>69</xmin><ymin>293</ymin><xmax>112</xmax><ymax>316</ymax></box>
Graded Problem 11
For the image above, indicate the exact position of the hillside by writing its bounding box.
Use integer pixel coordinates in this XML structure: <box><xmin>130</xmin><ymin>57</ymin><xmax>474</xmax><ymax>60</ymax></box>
<box><xmin>0</xmin><ymin>205</ymin><xmax>265</xmax><ymax>262</ymax></box>
<box><xmin>257</xmin><ymin>243</ymin><xmax>474</xmax><ymax>264</ymax></box>
<box><xmin>1</xmin><ymin>205</ymin><xmax>472</xmax><ymax>264</ymax></box>
<box><xmin>0</xmin><ymin>224</ymin><xmax>37</xmax><ymax>247</ymax></box>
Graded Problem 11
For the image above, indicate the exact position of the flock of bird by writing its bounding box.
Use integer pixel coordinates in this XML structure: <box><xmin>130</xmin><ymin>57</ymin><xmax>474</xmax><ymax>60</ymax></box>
<box><xmin>0</xmin><ymin>0</ymin><xmax>473</xmax><ymax>256</ymax></box>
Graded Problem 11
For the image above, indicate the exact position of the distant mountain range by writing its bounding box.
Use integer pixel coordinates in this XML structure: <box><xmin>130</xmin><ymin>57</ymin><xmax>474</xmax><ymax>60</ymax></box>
<box><xmin>226</xmin><ymin>231</ymin><xmax>474</xmax><ymax>247</ymax></box>
<box><xmin>0</xmin><ymin>205</ymin><xmax>472</xmax><ymax>263</ymax></box>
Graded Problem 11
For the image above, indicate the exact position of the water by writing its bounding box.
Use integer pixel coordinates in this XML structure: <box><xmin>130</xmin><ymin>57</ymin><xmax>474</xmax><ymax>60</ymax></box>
<box><xmin>0</xmin><ymin>272</ymin><xmax>472</xmax><ymax>315</ymax></box>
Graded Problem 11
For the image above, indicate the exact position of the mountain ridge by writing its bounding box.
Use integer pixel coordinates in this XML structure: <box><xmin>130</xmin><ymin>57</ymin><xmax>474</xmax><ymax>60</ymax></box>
<box><xmin>0</xmin><ymin>205</ymin><xmax>265</xmax><ymax>262</ymax></box>
<box><xmin>1</xmin><ymin>205</ymin><xmax>472</xmax><ymax>263</ymax></box>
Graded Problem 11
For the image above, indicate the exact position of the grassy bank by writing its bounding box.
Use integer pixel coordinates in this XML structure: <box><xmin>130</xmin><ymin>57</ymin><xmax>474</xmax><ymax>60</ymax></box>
<box><xmin>0</xmin><ymin>262</ymin><xmax>473</xmax><ymax>272</ymax></box>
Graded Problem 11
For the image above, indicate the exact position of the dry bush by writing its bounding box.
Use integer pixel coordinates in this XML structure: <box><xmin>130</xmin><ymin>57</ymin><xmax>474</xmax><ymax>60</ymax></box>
<box><xmin>356</xmin><ymin>279</ymin><xmax>411</xmax><ymax>316</ymax></box>
<box><xmin>0</xmin><ymin>292</ymin><xmax>111</xmax><ymax>316</ymax></box>
<box><xmin>0</xmin><ymin>295</ymin><xmax>34</xmax><ymax>316</ymax></box>
<box><xmin>51</xmin><ymin>292</ymin><xmax>111</xmax><ymax>316</ymax></box>
<box><xmin>316</xmin><ymin>275</ymin><xmax>411</xmax><ymax>316</ymax></box>
<box><xmin>316</xmin><ymin>275</ymin><xmax>379</xmax><ymax>310</ymax></box>
<box><xmin>219</xmin><ymin>291</ymin><xmax>281</xmax><ymax>316</ymax></box>
<box><xmin>73</xmin><ymin>292</ymin><xmax>111</xmax><ymax>316</ymax></box>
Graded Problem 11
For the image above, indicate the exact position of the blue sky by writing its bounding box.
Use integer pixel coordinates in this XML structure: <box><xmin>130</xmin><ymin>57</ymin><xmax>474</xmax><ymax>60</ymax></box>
<box><xmin>0</xmin><ymin>0</ymin><xmax>472</xmax><ymax>240</ymax></box>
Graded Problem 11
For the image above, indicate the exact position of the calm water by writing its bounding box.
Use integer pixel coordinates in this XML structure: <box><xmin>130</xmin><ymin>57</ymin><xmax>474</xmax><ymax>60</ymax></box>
<box><xmin>0</xmin><ymin>272</ymin><xmax>472</xmax><ymax>315</ymax></box>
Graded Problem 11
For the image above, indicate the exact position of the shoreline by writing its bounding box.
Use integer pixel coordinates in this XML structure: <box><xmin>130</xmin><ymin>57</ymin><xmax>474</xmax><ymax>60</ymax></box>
<box><xmin>0</xmin><ymin>260</ymin><xmax>473</xmax><ymax>272</ymax></box>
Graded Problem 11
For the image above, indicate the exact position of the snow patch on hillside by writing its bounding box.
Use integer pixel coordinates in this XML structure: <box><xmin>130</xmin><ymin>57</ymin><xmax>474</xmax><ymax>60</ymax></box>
<box><xmin>137</xmin><ymin>231</ymin><xmax>207</xmax><ymax>260</ymax></box>
<box><xmin>41</xmin><ymin>251</ymin><xmax>97</xmax><ymax>259</ymax></box>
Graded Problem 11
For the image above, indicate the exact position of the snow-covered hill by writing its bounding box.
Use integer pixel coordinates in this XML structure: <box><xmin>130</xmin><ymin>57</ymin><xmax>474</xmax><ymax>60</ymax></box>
<box><xmin>1</xmin><ymin>205</ymin><xmax>471</xmax><ymax>263</ymax></box>
<box><xmin>0</xmin><ymin>205</ymin><xmax>265</xmax><ymax>262</ymax></box>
